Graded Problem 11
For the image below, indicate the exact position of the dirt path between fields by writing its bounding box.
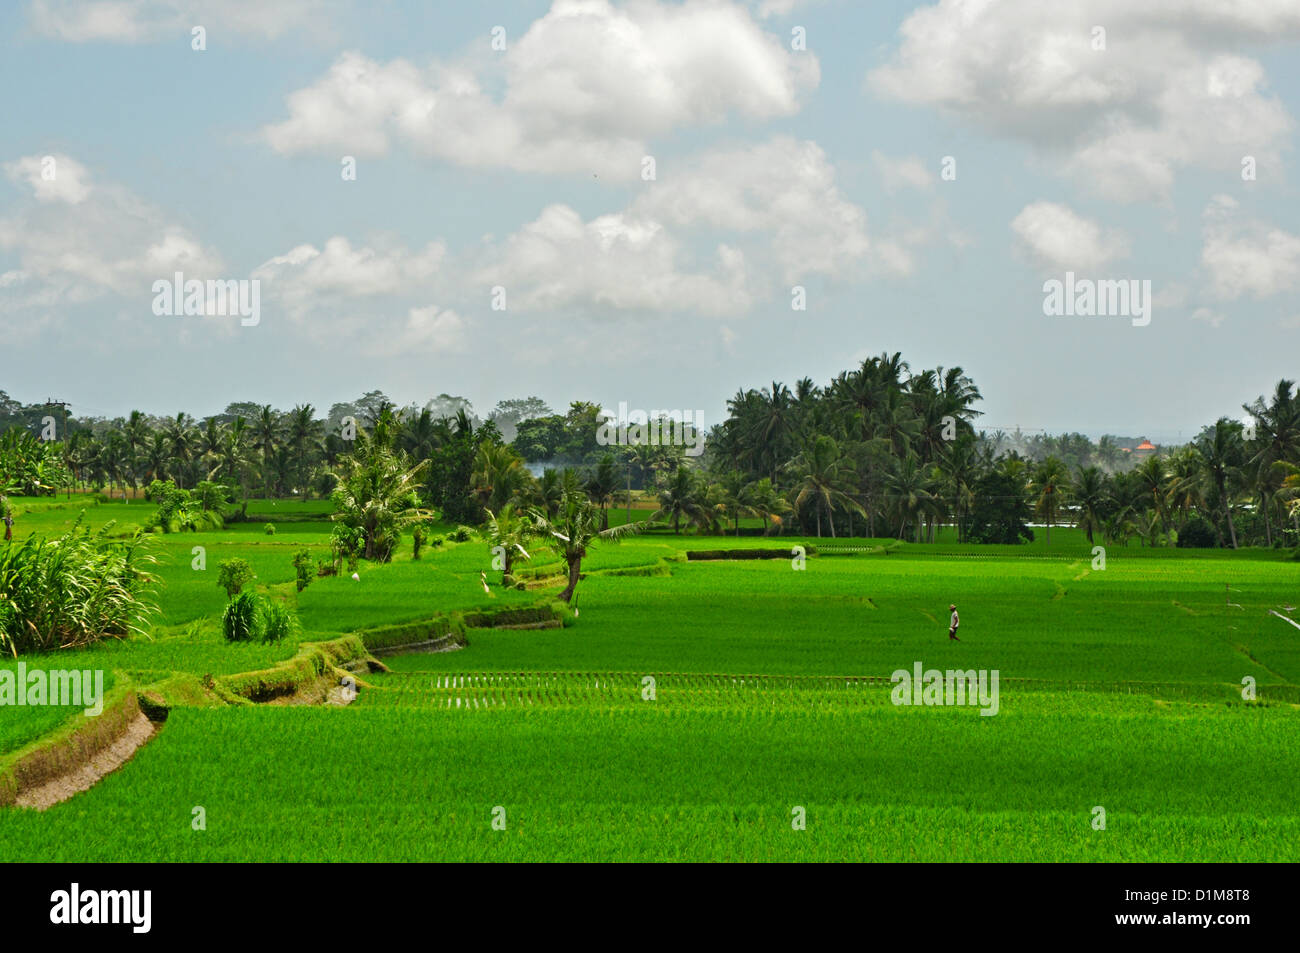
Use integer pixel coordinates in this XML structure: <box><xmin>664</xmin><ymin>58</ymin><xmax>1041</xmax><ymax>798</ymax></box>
<box><xmin>15</xmin><ymin>713</ymin><xmax>156</xmax><ymax>811</ymax></box>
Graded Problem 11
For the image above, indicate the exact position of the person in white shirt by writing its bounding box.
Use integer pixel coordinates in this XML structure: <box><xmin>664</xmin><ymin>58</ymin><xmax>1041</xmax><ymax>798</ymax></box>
<box><xmin>948</xmin><ymin>604</ymin><xmax>960</xmax><ymax>641</ymax></box>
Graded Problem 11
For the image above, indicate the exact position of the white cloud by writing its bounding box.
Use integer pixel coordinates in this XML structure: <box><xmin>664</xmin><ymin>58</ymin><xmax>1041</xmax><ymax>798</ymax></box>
<box><xmin>1201</xmin><ymin>194</ymin><xmax>1300</xmax><ymax>299</ymax></box>
<box><xmin>263</xmin><ymin>0</ymin><xmax>819</xmax><ymax>178</ymax></box>
<box><xmin>868</xmin><ymin>0</ymin><xmax>1299</xmax><ymax>201</ymax></box>
<box><xmin>3</xmin><ymin>153</ymin><xmax>92</xmax><ymax>203</ymax></box>
<box><xmin>251</xmin><ymin>236</ymin><xmax>445</xmax><ymax>318</ymax></box>
<box><xmin>477</xmin><ymin>203</ymin><xmax>751</xmax><ymax>315</ymax></box>
<box><xmin>1011</xmin><ymin>201</ymin><xmax>1129</xmax><ymax>272</ymax></box>
<box><xmin>28</xmin><ymin>0</ymin><xmax>338</xmax><ymax>42</ymax></box>
<box><xmin>631</xmin><ymin>137</ymin><xmax>879</xmax><ymax>281</ymax></box>
<box><xmin>871</xmin><ymin>150</ymin><xmax>934</xmax><ymax>193</ymax></box>
<box><xmin>0</xmin><ymin>156</ymin><xmax>223</xmax><ymax>312</ymax></box>
<box><xmin>368</xmin><ymin>305</ymin><xmax>467</xmax><ymax>356</ymax></box>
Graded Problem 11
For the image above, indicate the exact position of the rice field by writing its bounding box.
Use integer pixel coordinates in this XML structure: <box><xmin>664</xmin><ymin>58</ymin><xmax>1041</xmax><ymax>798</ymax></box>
<box><xmin>1</xmin><ymin>496</ymin><xmax>1297</xmax><ymax>861</ymax></box>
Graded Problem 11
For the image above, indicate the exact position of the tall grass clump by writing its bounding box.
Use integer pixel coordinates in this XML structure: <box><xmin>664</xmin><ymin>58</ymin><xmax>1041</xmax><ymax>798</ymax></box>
<box><xmin>0</xmin><ymin>517</ymin><xmax>156</xmax><ymax>655</ymax></box>
<box><xmin>221</xmin><ymin>592</ymin><xmax>298</xmax><ymax>644</ymax></box>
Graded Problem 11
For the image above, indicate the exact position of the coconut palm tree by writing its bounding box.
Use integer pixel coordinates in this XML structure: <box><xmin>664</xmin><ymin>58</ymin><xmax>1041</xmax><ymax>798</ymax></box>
<box><xmin>484</xmin><ymin>503</ymin><xmax>532</xmax><ymax>580</ymax></box>
<box><xmin>746</xmin><ymin>477</ymin><xmax>791</xmax><ymax>535</ymax></box>
<box><xmin>1133</xmin><ymin>454</ymin><xmax>1171</xmax><ymax>542</ymax></box>
<box><xmin>253</xmin><ymin>405</ymin><xmax>282</xmax><ymax>497</ymax></box>
<box><xmin>472</xmin><ymin>442</ymin><xmax>530</xmax><ymax>515</ymax></box>
<box><xmin>883</xmin><ymin>453</ymin><xmax>936</xmax><ymax>541</ymax></box>
<box><xmin>586</xmin><ymin>453</ymin><xmax>619</xmax><ymax>530</ymax></box>
<box><xmin>287</xmin><ymin>404</ymin><xmax>322</xmax><ymax>493</ymax></box>
<box><xmin>1029</xmin><ymin>457</ymin><xmax>1070</xmax><ymax>546</ymax></box>
<box><xmin>528</xmin><ymin>491</ymin><xmax>648</xmax><ymax>602</ymax></box>
<box><xmin>330</xmin><ymin>441</ymin><xmax>430</xmax><ymax>562</ymax></box>
<box><xmin>1072</xmin><ymin>465</ymin><xmax>1109</xmax><ymax>545</ymax></box>
<box><xmin>788</xmin><ymin>435</ymin><xmax>865</xmax><ymax>538</ymax></box>
<box><xmin>651</xmin><ymin>465</ymin><xmax>709</xmax><ymax>534</ymax></box>
<box><xmin>1193</xmin><ymin>419</ymin><xmax>1245</xmax><ymax>549</ymax></box>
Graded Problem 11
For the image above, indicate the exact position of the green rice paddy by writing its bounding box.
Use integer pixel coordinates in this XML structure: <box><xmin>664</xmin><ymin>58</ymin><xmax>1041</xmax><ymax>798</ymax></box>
<box><xmin>1</xmin><ymin>495</ymin><xmax>1297</xmax><ymax>861</ymax></box>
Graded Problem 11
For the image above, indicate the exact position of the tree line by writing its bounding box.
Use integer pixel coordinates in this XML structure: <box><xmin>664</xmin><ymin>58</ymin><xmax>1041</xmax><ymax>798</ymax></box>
<box><xmin>1</xmin><ymin>360</ymin><xmax>1297</xmax><ymax>551</ymax></box>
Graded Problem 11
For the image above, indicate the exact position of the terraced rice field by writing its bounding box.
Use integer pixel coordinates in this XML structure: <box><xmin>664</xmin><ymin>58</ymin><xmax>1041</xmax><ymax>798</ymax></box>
<box><xmin>1</xmin><ymin>496</ymin><xmax>1297</xmax><ymax>861</ymax></box>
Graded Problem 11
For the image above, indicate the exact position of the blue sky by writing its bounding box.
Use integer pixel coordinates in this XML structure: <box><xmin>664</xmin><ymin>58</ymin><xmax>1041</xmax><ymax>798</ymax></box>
<box><xmin>2</xmin><ymin>0</ymin><xmax>1298</xmax><ymax>442</ymax></box>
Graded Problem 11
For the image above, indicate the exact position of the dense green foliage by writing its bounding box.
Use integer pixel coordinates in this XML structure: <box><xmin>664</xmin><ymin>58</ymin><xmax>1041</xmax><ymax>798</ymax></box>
<box><xmin>0</xmin><ymin>518</ymin><xmax>155</xmax><ymax>654</ymax></box>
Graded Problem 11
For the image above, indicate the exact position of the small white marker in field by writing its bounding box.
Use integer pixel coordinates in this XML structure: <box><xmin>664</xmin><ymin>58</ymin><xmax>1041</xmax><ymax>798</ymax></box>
<box><xmin>351</xmin><ymin>572</ymin><xmax>360</xmax><ymax>582</ymax></box>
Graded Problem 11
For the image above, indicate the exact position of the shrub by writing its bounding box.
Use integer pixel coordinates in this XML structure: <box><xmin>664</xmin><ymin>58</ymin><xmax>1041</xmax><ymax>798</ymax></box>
<box><xmin>292</xmin><ymin>549</ymin><xmax>314</xmax><ymax>592</ymax></box>
<box><xmin>142</xmin><ymin>479</ymin><xmax>224</xmax><ymax>533</ymax></box>
<box><xmin>264</xmin><ymin>523</ymin><xmax>276</xmax><ymax>535</ymax></box>
<box><xmin>450</xmin><ymin>526</ymin><xmax>473</xmax><ymax>543</ymax></box>
<box><xmin>259</xmin><ymin>599</ymin><xmax>297</xmax><ymax>643</ymax></box>
<box><xmin>222</xmin><ymin>592</ymin><xmax>299</xmax><ymax>644</ymax></box>
<box><xmin>0</xmin><ymin>518</ymin><xmax>156</xmax><ymax>654</ymax></box>
<box><xmin>1177</xmin><ymin>514</ymin><xmax>1218</xmax><ymax>548</ymax></box>
<box><xmin>217</xmin><ymin>557</ymin><xmax>255</xmax><ymax>599</ymax></box>
<box><xmin>222</xmin><ymin>592</ymin><xmax>259</xmax><ymax>642</ymax></box>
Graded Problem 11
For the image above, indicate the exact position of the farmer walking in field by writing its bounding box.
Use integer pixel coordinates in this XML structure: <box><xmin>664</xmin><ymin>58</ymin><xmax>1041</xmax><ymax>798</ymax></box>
<box><xmin>948</xmin><ymin>603</ymin><xmax>960</xmax><ymax>641</ymax></box>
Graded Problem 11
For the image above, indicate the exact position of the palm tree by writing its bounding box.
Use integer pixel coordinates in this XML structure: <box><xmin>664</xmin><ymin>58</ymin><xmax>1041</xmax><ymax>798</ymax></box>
<box><xmin>713</xmin><ymin>471</ymin><xmax>758</xmax><ymax>536</ymax></box>
<box><xmin>123</xmin><ymin>410</ymin><xmax>150</xmax><ymax>496</ymax></box>
<box><xmin>1165</xmin><ymin>447</ymin><xmax>1205</xmax><ymax>530</ymax></box>
<box><xmin>331</xmin><ymin>441</ymin><xmax>430</xmax><ymax>562</ymax></box>
<box><xmin>484</xmin><ymin>503</ymin><xmax>532</xmax><ymax>580</ymax></box>
<box><xmin>163</xmin><ymin>412</ymin><xmax>197</xmax><ymax>487</ymax></box>
<box><xmin>1029</xmin><ymin>457</ymin><xmax>1070</xmax><ymax>545</ymax></box>
<box><xmin>1194</xmin><ymin>419</ymin><xmax>1245</xmax><ymax>549</ymax></box>
<box><xmin>650</xmin><ymin>465</ymin><xmax>709</xmax><ymax>534</ymax></box>
<box><xmin>143</xmin><ymin>432</ymin><xmax>170</xmax><ymax>484</ymax></box>
<box><xmin>883</xmin><ymin>453</ymin><xmax>935</xmax><ymax>541</ymax></box>
<box><xmin>253</xmin><ymin>405</ymin><xmax>282</xmax><ymax>498</ymax></box>
<box><xmin>287</xmin><ymin>404</ymin><xmax>322</xmax><ymax>493</ymax></box>
<box><xmin>532</xmin><ymin>467</ymin><xmax>564</xmax><ymax>518</ymax></box>
<box><xmin>1133</xmin><ymin>454</ymin><xmax>1171</xmax><ymax>542</ymax></box>
<box><xmin>222</xmin><ymin>416</ymin><xmax>256</xmax><ymax>499</ymax></box>
<box><xmin>755</xmin><ymin>381</ymin><xmax>796</xmax><ymax>483</ymax></box>
<box><xmin>1072</xmin><ymin>465</ymin><xmax>1109</xmax><ymax>544</ymax></box>
<box><xmin>586</xmin><ymin>453</ymin><xmax>619</xmax><ymax>530</ymax></box>
<box><xmin>747</xmin><ymin>477</ymin><xmax>792</xmax><ymax>535</ymax></box>
<box><xmin>528</xmin><ymin>491</ymin><xmax>647</xmax><ymax>602</ymax></box>
<box><xmin>399</xmin><ymin>407</ymin><xmax>442</xmax><ymax>460</ymax></box>
<box><xmin>936</xmin><ymin>437</ymin><xmax>979</xmax><ymax>542</ymax></box>
<box><xmin>788</xmin><ymin>436</ymin><xmax>864</xmax><ymax>538</ymax></box>
<box><xmin>472</xmin><ymin>442</ymin><xmax>530</xmax><ymax>515</ymax></box>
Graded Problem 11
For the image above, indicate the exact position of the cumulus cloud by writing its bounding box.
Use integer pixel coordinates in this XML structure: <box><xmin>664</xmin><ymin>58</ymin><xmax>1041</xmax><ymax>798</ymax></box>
<box><xmin>1201</xmin><ymin>194</ymin><xmax>1300</xmax><ymax>300</ymax></box>
<box><xmin>868</xmin><ymin>0</ymin><xmax>1299</xmax><ymax>200</ymax></box>
<box><xmin>263</xmin><ymin>0</ymin><xmax>819</xmax><ymax>179</ymax></box>
<box><xmin>871</xmin><ymin>151</ymin><xmax>934</xmax><ymax>193</ymax></box>
<box><xmin>631</xmin><ymin>137</ymin><xmax>881</xmax><ymax>281</ymax></box>
<box><xmin>1011</xmin><ymin>201</ymin><xmax>1129</xmax><ymax>272</ymax></box>
<box><xmin>388</xmin><ymin>305</ymin><xmax>468</xmax><ymax>355</ymax></box>
<box><xmin>28</xmin><ymin>0</ymin><xmax>338</xmax><ymax>42</ymax></box>
<box><xmin>477</xmin><ymin>203</ymin><xmax>752</xmax><ymax>315</ymax></box>
<box><xmin>0</xmin><ymin>155</ymin><xmax>223</xmax><ymax>313</ymax></box>
<box><xmin>251</xmin><ymin>236</ymin><xmax>445</xmax><ymax>318</ymax></box>
<box><xmin>3</xmin><ymin>154</ymin><xmax>91</xmax><ymax>203</ymax></box>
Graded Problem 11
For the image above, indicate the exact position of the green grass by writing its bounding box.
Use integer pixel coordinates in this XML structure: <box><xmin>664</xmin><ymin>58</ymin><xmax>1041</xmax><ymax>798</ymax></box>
<box><xmin>2</xmin><ymin>503</ymin><xmax>1298</xmax><ymax>861</ymax></box>
<box><xmin>1</xmin><ymin>692</ymin><xmax>1295</xmax><ymax>861</ymax></box>
<box><xmin>0</xmin><ymin>662</ymin><xmax>116</xmax><ymax>756</ymax></box>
